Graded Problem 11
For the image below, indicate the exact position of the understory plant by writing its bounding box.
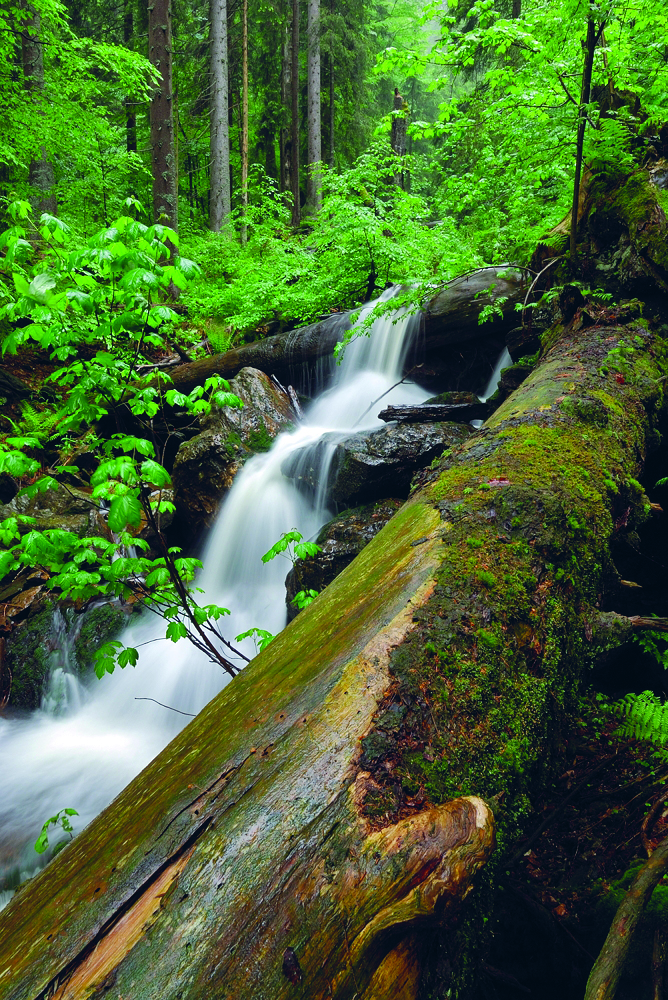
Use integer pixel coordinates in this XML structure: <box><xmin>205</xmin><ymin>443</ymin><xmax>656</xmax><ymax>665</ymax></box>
<box><xmin>0</xmin><ymin>200</ymin><xmax>249</xmax><ymax>677</ymax></box>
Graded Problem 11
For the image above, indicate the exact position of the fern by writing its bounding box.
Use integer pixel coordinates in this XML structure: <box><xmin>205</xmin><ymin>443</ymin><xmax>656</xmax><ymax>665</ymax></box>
<box><xmin>13</xmin><ymin>402</ymin><xmax>59</xmax><ymax>440</ymax></box>
<box><xmin>614</xmin><ymin>690</ymin><xmax>668</xmax><ymax>754</ymax></box>
<box><xmin>584</xmin><ymin>116</ymin><xmax>636</xmax><ymax>173</ymax></box>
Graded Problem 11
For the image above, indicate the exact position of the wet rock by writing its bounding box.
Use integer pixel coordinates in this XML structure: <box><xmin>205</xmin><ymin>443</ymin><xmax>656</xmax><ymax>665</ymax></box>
<box><xmin>2</xmin><ymin>601</ymin><xmax>129</xmax><ymax>712</ymax></box>
<box><xmin>498</xmin><ymin>358</ymin><xmax>537</xmax><ymax>394</ymax></box>
<box><xmin>0</xmin><ymin>483</ymin><xmax>105</xmax><ymax>538</ymax></box>
<box><xmin>284</xmin><ymin>422</ymin><xmax>471</xmax><ymax>508</ymax></box>
<box><xmin>172</xmin><ymin>367</ymin><xmax>295</xmax><ymax>541</ymax></box>
<box><xmin>285</xmin><ymin>499</ymin><xmax>403</xmax><ymax>621</ymax></box>
<box><xmin>0</xmin><ymin>473</ymin><xmax>18</xmax><ymax>505</ymax></box>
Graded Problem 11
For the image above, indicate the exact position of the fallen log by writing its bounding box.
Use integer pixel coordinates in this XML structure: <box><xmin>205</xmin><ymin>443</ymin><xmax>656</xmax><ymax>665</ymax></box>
<box><xmin>377</xmin><ymin>401</ymin><xmax>491</xmax><ymax>423</ymax></box>
<box><xmin>163</xmin><ymin>267</ymin><xmax>527</xmax><ymax>394</ymax></box>
<box><xmin>1</xmin><ymin>301</ymin><xmax>665</xmax><ymax>999</ymax></box>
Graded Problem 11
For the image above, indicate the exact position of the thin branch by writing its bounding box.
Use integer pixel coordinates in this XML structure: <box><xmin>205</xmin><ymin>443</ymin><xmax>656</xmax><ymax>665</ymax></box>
<box><xmin>135</xmin><ymin>697</ymin><xmax>195</xmax><ymax>717</ymax></box>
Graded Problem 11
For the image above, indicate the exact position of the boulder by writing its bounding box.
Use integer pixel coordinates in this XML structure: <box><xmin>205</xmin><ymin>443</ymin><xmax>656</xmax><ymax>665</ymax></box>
<box><xmin>285</xmin><ymin>499</ymin><xmax>404</xmax><ymax>621</ymax></box>
<box><xmin>2</xmin><ymin>601</ymin><xmax>130</xmax><ymax>712</ymax></box>
<box><xmin>0</xmin><ymin>482</ymin><xmax>104</xmax><ymax>538</ymax></box>
<box><xmin>171</xmin><ymin>368</ymin><xmax>295</xmax><ymax>540</ymax></box>
<box><xmin>283</xmin><ymin>421</ymin><xmax>472</xmax><ymax>508</ymax></box>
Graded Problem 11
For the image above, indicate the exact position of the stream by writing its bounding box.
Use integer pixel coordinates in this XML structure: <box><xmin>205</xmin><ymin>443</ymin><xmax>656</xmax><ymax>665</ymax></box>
<box><xmin>0</xmin><ymin>290</ymin><xmax>508</xmax><ymax>905</ymax></box>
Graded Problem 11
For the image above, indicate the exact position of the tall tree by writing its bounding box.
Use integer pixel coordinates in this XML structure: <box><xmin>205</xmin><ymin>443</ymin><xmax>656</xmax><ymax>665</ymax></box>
<box><xmin>306</xmin><ymin>0</ymin><xmax>321</xmax><ymax>211</ymax></box>
<box><xmin>209</xmin><ymin>0</ymin><xmax>231</xmax><ymax>229</ymax></box>
<box><xmin>280</xmin><ymin>14</ymin><xmax>292</xmax><ymax>194</ymax></box>
<box><xmin>290</xmin><ymin>0</ymin><xmax>300</xmax><ymax>226</ymax></box>
<box><xmin>148</xmin><ymin>0</ymin><xmax>177</xmax><ymax>229</ymax></box>
<box><xmin>240</xmin><ymin>0</ymin><xmax>249</xmax><ymax>242</ymax></box>
<box><xmin>21</xmin><ymin>8</ymin><xmax>56</xmax><ymax>216</ymax></box>
<box><xmin>124</xmin><ymin>0</ymin><xmax>137</xmax><ymax>154</ymax></box>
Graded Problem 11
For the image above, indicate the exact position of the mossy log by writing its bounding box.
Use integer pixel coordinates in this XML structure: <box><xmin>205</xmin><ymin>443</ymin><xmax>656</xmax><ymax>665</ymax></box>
<box><xmin>1</xmin><ymin>311</ymin><xmax>666</xmax><ymax>1000</ymax></box>
<box><xmin>164</xmin><ymin>267</ymin><xmax>526</xmax><ymax>394</ymax></box>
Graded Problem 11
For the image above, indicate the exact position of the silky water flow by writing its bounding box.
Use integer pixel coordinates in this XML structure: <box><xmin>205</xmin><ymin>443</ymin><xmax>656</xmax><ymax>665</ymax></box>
<box><xmin>0</xmin><ymin>291</ymin><xmax>505</xmax><ymax>903</ymax></box>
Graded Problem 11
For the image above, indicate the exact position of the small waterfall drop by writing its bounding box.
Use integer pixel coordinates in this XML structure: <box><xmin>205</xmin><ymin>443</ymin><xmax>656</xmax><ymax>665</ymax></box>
<box><xmin>0</xmin><ymin>289</ymin><xmax>438</xmax><ymax>898</ymax></box>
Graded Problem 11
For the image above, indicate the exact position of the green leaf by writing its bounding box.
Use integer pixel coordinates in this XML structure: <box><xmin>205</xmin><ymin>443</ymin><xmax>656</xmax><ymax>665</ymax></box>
<box><xmin>108</xmin><ymin>493</ymin><xmax>142</xmax><ymax>532</ymax></box>
<box><xmin>261</xmin><ymin>530</ymin><xmax>303</xmax><ymax>563</ymax></box>
<box><xmin>118</xmin><ymin>647</ymin><xmax>139</xmax><ymax>668</ymax></box>
<box><xmin>166</xmin><ymin>621</ymin><xmax>188</xmax><ymax>642</ymax></box>
<box><xmin>140</xmin><ymin>459</ymin><xmax>171</xmax><ymax>488</ymax></box>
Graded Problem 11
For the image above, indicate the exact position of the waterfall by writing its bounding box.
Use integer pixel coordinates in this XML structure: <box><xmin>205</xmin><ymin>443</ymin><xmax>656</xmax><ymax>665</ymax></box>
<box><xmin>0</xmin><ymin>290</ymin><xmax>428</xmax><ymax>897</ymax></box>
<box><xmin>0</xmin><ymin>289</ymin><xmax>489</xmax><ymax>901</ymax></box>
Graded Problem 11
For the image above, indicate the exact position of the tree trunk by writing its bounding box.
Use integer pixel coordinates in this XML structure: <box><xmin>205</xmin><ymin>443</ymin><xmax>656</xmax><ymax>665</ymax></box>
<box><xmin>306</xmin><ymin>0</ymin><xmax>321</xmax><ymax>211</ymax></box>
<box><xmin>569</xmin><ymin>16</ymin><xmax>598</xmax><ymax>262</ymax></box>
<box><xmin>2</xmin><ymin>301</ymin><xmax>666</xmax><ymax>998</ymax></box>
<box><xmin>279</xmin><ymin>14</ymin><xmax>291</xmax><ymax>194</ymax></box>
<box><xmin>240</xmin><ymin>0</ymin><xmax>249</xmax><ymax>243</ymax></box>
<box><xmin>124</xmin><ymin>0</ymin><xmax>137</xmax><ymax>155</ymax></box>
<box><xmin>391</xmin><ymin>89</ymin><xmax>408</xmax><ymax>189</ymax></box>
<box><xmin>159</xmin><ymin>266</ymin><xmax>527</xmax><ymax>393</ymax></box>
<box><xmin>148</xmin><ymin>0</ymin><xmax>177</xmax><ymax>229</ymax></box>
<box><xmin>209</xmin><ymin>0</ymin><xmax>231</xmax><ymax>230</ymax></box>
<box><xmin>290</xmin><ymin>0</ymin><xmax>300</xmax><ymax>226</ymax></box>
<box><xmin>329</xmin><ymin>42</ymin><xmax>334</xmax><ymax>168</ymax></box>
<box><xmin>21</xmin><ymin>7</ymin><xmax>56</xmax><ymax>217</ymax></box>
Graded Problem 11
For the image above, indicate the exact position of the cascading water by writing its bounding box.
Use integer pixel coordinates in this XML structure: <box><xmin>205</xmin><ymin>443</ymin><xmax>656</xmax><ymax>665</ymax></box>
<box><xmin>0</xmin><ymin>289</ymin><xmax>504</xmax><ymax>904</ymax></box>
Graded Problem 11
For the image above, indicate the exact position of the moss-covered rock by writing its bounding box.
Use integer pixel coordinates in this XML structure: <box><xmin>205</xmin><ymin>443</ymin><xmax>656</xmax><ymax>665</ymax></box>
<box><xmin>171</xmin><ymin>366</ymin><xmax>295</xmax><ymax>540</ymax></box>
<box><xmin>4</xmin><ymin>601</ymin><xmax>129</xmax><ymax>711</ymax></box>
<box><xmin>3</xmin><ymin>604</ymin><xmax>55</xmax><ymax>711</ymax></box>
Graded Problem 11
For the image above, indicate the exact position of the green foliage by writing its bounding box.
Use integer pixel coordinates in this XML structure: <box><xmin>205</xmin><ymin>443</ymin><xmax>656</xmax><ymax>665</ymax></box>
<box><xmin>261</xmin><ymin>530</ymin><xmax>321</xmax><ymax>566</ymax></box>
<box><xmin>292</xmin><ymin>589</ymin><xmax>319</xmax><ymax>611</ymax></box>
<box><xmin>614</xmin><ymin>690</ymin><xmax>668</xmax><ymax>756</ymax></box>
<box><xmin>0</xmin><ymin>206</ymin><xmax>247</xmax><ymax>678</ymax></box>
<box><xmin>234</xmin><ymin>627</ymin><xmax>275</xmax><ymax>653</ymax></box>
<box><xmin>34</xmin><ymin>808</ymin><xmax>78</xmax><ymax>855</ymax></box>
<box><xmin>181</xmin><ymin>146</ymin><xmax>481</xmax><ymax>338</ymax></box>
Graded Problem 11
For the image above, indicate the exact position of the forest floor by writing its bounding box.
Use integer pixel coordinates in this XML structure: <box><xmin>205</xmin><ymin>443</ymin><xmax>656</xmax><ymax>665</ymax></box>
<box><xmin>485</xmin><ymin>698</ymin><xmax>668</xmax><ymax>999</ymax></box>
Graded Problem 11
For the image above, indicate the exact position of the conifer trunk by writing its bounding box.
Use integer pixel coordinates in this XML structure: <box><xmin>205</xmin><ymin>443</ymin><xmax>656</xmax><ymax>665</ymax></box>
<box><xmin>280</xmin><ymin>14</ymin><xmax>292</xmax><ymax>194</ymax></box>
<box><xmin>124</xmin><ymin>0</ymin><xmax>137</xmax><ymax>155</ymax></box>
<box><xmin>148</xmin><ymin>0</ymin><xmax>177</xmax><ymax>229</ymax></box>
<box><xmin>569</xmin><ymin>16</ymin><xmax>598</xmax><ymax>261</ymax></box>
<box><xmin>240</xmin><ymin>0</ymin><xmax>249</xmax><ymax>243</ymax></box>
<box><xmin>306</xmin><ymin>0</ymin><xmax>321</xmax><ymax>211</ymax></box>
<box><xmin>209</xmin><ymin>0</ymin><xmax>231</xmax><ymax>230</ymax></box>
<box><xmin>21</xmin><ymin>7</ymin><xmax>56</xmax><ymax>216</ymax></box>
<box><xmin>290</xmin><ymin>0</ymin><xmax>300</xmax><ymax>226</ymax></box>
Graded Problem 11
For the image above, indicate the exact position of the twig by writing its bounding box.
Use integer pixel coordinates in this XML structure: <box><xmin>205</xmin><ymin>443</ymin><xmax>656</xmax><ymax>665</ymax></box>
<box><xmin>521</xmin><ymin>256</ymin><xmax>564</xmax><ymax>326</ymax></box>
<box><xmin>585</xmin><ymin>829</ymin><xmax>668</xmax><ymax>1000</ymax></box>
<box><xmin>135</xmin><ymin>697</ymin><xmax>195</xmax><ymax>717</ymax></box>
<box><xmin>352</xmin><ymin>365</ymin><xmax>423</xmax><ymax>428</ymax></box>
<box><xmin>642</xmin><ymin>787</ymin><xmax>668</xmax><ymax>857</ymax></box>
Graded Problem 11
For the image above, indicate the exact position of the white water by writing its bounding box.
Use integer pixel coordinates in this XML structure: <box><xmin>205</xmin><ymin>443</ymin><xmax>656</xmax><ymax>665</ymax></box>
<box><xmin>0</xmin><ymin>288</ymin><xmax>436</xmax><ymax>896</ymax></box>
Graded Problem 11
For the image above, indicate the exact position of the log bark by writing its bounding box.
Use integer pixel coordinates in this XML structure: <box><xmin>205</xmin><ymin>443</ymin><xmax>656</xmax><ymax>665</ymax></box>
<box><xmin>378</xmin><ymin>402</ymin><xmax>491</xmax><ymax>424</ymax></box>
<box><xmin>1</xmin><ymin>306</ymin><xmax>666</xmax><ymax>998</ymax></box>
<box><xmin>164</xmin><ymin>266</ymin><xmax>527</xmax><ymax>393</ymax></box>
